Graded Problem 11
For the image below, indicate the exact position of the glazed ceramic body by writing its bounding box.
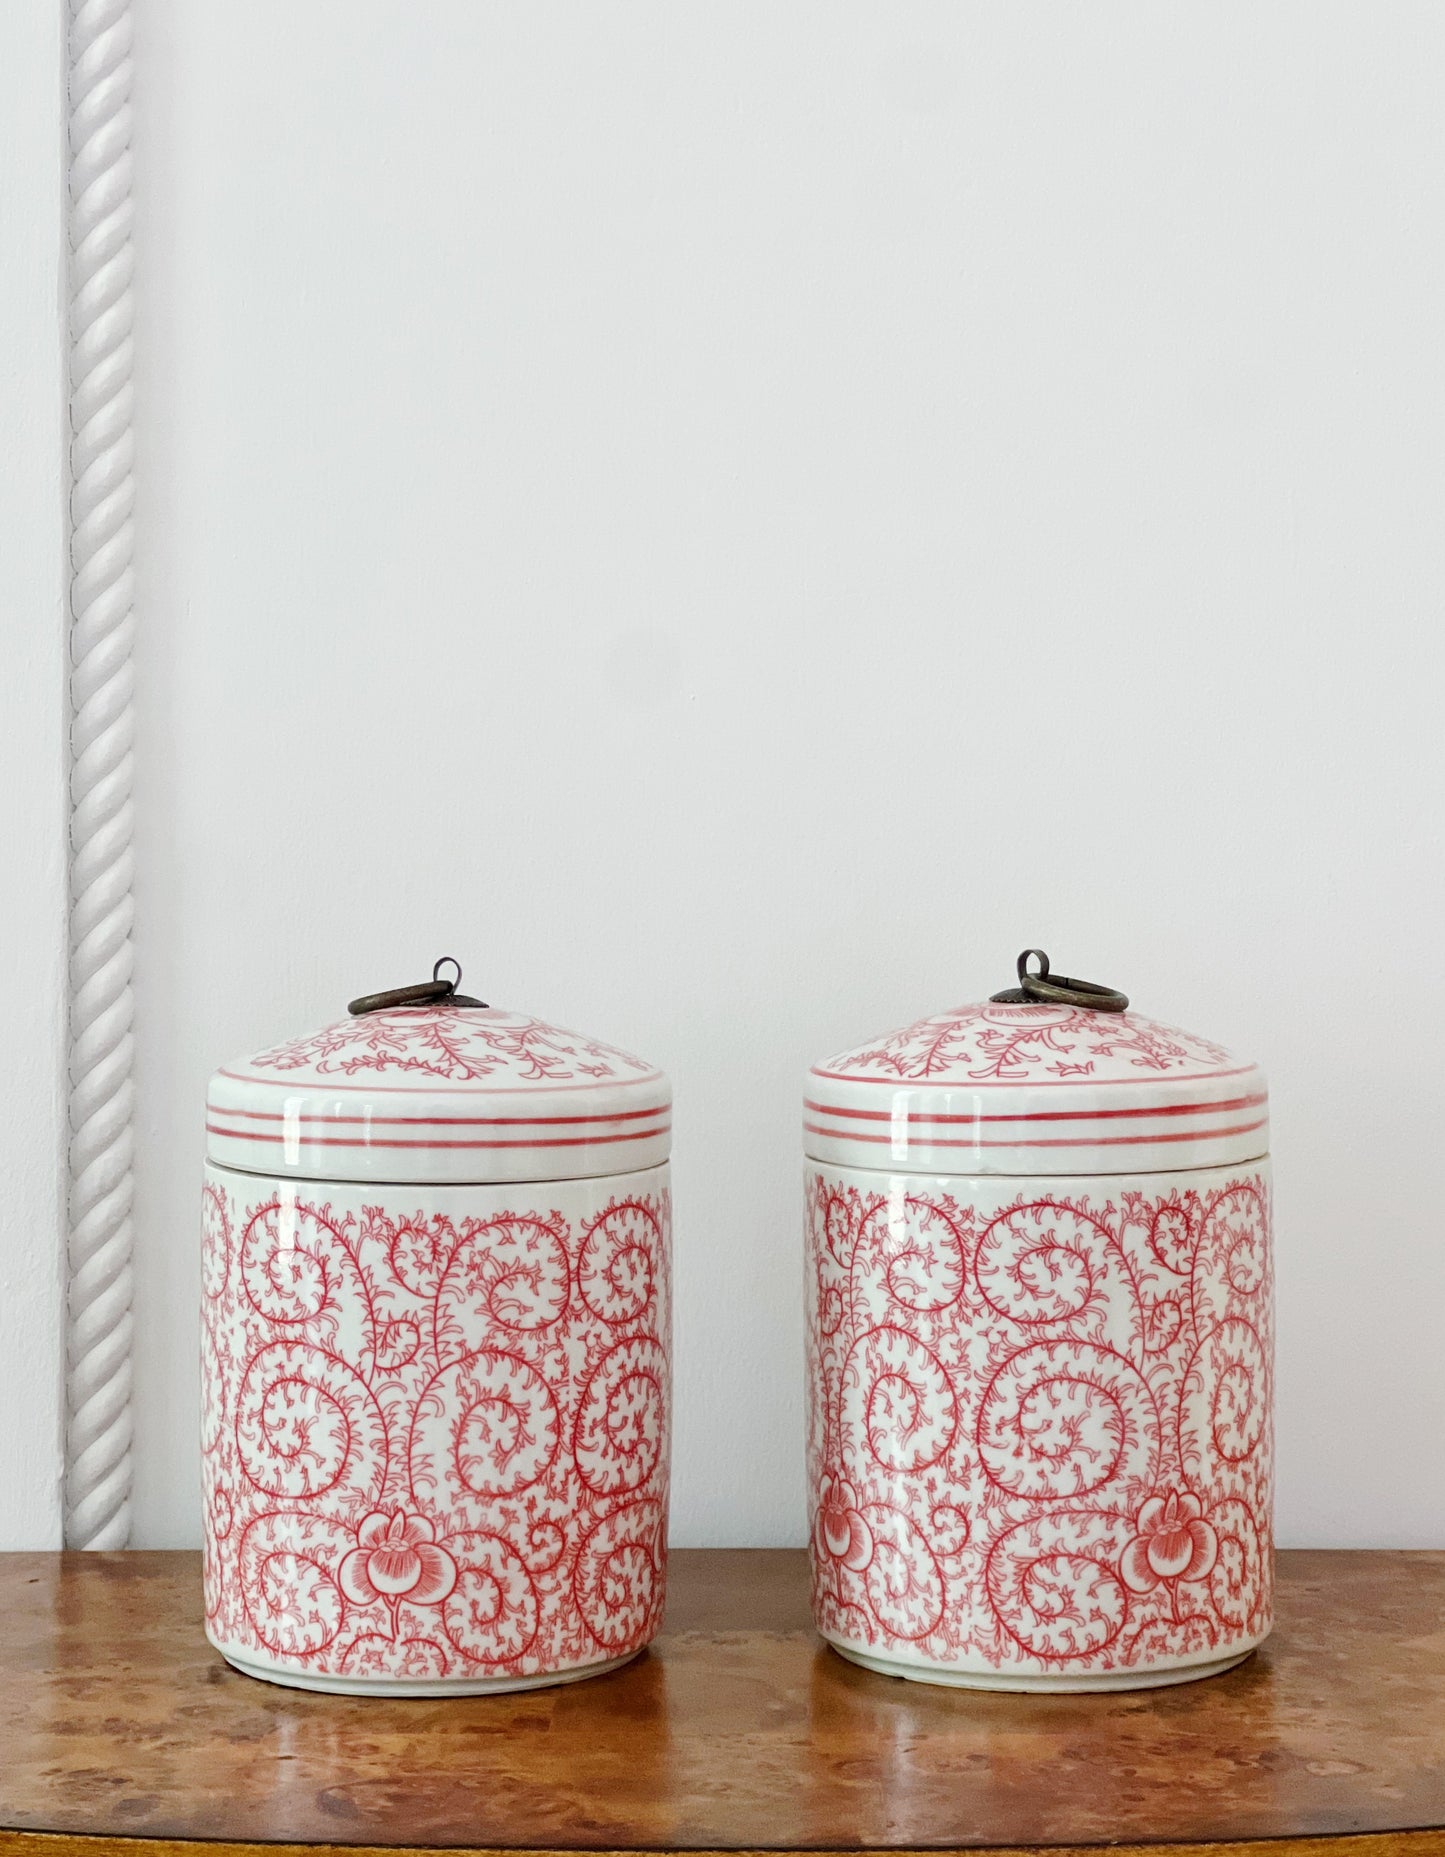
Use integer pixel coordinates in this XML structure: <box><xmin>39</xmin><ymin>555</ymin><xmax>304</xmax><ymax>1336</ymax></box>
<box><xmin>805</xmin><ymin>994</ymin><xmax>1273</xmax><ymax>1691</ymax></box>
<box><xmin>201</xmin><ymin>1158</ymin><xmax>671</xmax><ymax>1695</ymax></box>
<box><xmin>805</xmin><ymin>1158</ymin><xmax>1272</xmax><ymax>1690</ymax></box>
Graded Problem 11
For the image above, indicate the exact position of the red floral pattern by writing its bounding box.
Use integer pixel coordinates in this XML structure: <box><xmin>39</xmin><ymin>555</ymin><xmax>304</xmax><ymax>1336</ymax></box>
<box><xmin>806</xmin><ymin>1166</ymin><xmax>1272</xmax><ymax>1675</ymax></box>
<box><xmin>1120</xmin><ymin>1491</ymin><xmax>1218</xmax><ymax>1593</ymax></box>
<box><xmin>820</xmin><ymin>1003</ymin><xmax>1236</xmax><ymax>1084</ymax></box>
<box><xmin>202</xmin><ymin>1170</ymin><xmax>670</xmax><ymax>1686</ymax></box>
<box><xmin>242</xmin><ymin>1007</ymin><xmax>659</xmax><ymax>1086</ymax></box>
<box><xmin>339</xmin><ymin>1510</ymin><xmax>458</xmax><ymax>1607</ymax></box>
<box><xmin>814</xmin><ymin>1474</ymin><xmax>874</xmax><ymax>1572</ymax></box>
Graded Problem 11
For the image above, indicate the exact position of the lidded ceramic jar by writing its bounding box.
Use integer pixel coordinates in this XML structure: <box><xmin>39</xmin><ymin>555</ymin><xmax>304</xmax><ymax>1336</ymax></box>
<box><xmin>804</xmin><ymin>951</ymin><xmax>1272</xmax><ymax>1692</ymax></box>
<box><xmin>201</xmin><ymin>961</ymin><xmax>671</xmax><ymax>1695</ymax></box>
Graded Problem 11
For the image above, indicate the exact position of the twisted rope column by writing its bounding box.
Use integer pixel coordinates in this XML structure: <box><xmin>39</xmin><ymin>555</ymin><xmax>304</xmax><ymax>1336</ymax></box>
<box><xmin>65</xmin><ymin>0</ymin><xmax>135</xmax><ymax>1549</ymax></box>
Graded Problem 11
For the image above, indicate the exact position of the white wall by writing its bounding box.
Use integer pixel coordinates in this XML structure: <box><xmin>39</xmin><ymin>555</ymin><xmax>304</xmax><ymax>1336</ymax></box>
<box><xmin>0</xmin><ymin>0</ymin><xmax>67</xmax><ymax>1547</ymax></box>
<box><xmin>129</xmin><ymin>1</ymin><xmax>1445</xmax><ymax>1548</ymax></box>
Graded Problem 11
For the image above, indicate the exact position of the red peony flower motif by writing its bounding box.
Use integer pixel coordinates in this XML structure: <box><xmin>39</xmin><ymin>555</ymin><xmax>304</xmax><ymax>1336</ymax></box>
<box><xmin>339</xmin><ymin>1509</ymin><xmax>458</xmax><ymax>1608</ymax></box>
<box><xmin>1120</xmin><ymin>1490</ymin><xmax>1218</xmax><ymax>1593</ymax></box>
<box><xmin>814</xmin><ymin>1474</ymin><xmax>874</xmax><ymax>1572</ymax></box>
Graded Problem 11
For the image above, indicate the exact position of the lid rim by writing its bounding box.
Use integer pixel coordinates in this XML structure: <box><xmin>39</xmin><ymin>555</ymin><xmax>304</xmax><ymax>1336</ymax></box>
<box><xmin>803</xmin><ymin>1143</ymin><xmax>1271</xmax><ymax>1180</ymax></box>
<box><xmin>215</xmin><ymin>1065</ymin><xmax>668</xmax><ymax>1098</ymax></box>
<box><xmin>203</xmin><ymin>1152</ymin><xmax>673</xmax><ymax>1189</ymax></box>
<box><xmin>808</xmin><ymin>999</ymin><xmax>1265</xmax><ymax>1177</ymax></box>
<box><xmin>209</xmin><ymin>1002</ymin><xmax>669</xmax><ymax>1186</ymax></box>
<box><xmin>810</xmin><ymin>1058</ymin><xmax>1260</xmax><ymax>1090</ymax></box>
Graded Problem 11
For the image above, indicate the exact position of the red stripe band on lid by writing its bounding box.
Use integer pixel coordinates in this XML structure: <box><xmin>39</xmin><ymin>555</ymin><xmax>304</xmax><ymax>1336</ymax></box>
<box><xmin>206</xmin><ymin>1119</ymin><xmax>670</xmax><ymax>1152</ymax></box>
<box><xmin>803</xmin><ymin>1116</ymin><xmax>1268</xmax><ymax>1151</ymax></box>
<box><xmin>211</xmin><ymin>1102</ymin><xmax>667</xmax><ymax>1129</ymax></box>
<box><xmin>803</xmin><ymin>1091</ymin><xmax>1267</xmax><ymax>1127</ymax></box>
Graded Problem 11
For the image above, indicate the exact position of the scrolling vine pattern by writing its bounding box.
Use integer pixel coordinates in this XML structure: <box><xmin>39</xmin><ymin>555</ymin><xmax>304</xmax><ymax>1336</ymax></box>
<box><xmin>806</xmin><ymin>1168</ymin><xmax>1272</xmax><ymax>1671</ymax></box>
<box><xmin>202</xmin><ymin>1177</ymin><xmax>670</xmax><ymax>1682</ymax></box>
<box><xmin>822</xmin><ymin>1003</ymin><xmax>1237</xmax><ymax>1084</ymax></box>
<box><xmin>243</xmin><ymin>1008</ymin><xmax>659</xmax><ymax>1086</ymax></box>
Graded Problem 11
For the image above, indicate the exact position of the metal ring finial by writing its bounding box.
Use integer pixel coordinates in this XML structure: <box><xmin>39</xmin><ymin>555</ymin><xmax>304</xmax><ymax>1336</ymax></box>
<box><xmin>348</xmin><ymin>957</ymin><xmax>487</xmax><ymax>1016</ymax></box>
<box><xmin>989</xmin><ymin>948</ymin><xmax>1129</xmax><ymax>1013</ymax></box>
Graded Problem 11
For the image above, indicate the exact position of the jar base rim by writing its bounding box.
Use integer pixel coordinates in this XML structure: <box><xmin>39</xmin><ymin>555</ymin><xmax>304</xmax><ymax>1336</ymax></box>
<box><xmin>825</xmin><ymin>1637</ymin><xmax>1258</xmax><ymax>1692</ymax></box>
<box><xmin>212</xmin><ymin>1641</ymin><xmax>644</xmax><ymax>1697</ymax></box>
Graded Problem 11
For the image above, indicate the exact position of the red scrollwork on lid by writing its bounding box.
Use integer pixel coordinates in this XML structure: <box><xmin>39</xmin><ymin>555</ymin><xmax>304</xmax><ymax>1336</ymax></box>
<box><xmin>820</xmin><ymin>1004</ymin><xmax>1237</xmax><ymax>1085</ymax></box>
<box><xmin>244</xmin><ymin>1008</ymin><xmax>659</xmax><ymax>1086</ymax></box>
<box><xmin>806</xmin><ymin>1167</ymin><xmax>1273</xmax><ymax>1674</ymax></box>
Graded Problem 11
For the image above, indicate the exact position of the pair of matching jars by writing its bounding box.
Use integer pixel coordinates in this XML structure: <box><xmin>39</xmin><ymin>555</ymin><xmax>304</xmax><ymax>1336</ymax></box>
<box><xmin>201</xmin><ymin>953</ymin><xmax>1272</xmax><ymax>1696</ymax></box>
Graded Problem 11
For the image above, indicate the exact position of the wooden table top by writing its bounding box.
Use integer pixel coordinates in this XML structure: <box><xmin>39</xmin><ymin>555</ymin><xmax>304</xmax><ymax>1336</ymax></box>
<box><xmin>1</xmin><ymin>1549</ymin><xmax>1443</xmax><ymax>1857</ymax></box>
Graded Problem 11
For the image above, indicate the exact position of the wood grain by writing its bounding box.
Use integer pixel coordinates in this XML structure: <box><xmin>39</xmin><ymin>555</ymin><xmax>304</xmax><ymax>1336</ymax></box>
<box><xmin>3</xmin><ymin>1839</ymin><xmax>1445</xmax><ymax>1857</ymax></box>
<box><xmin>1</xmin><ymin>1550</ymin><xmax>1443</xmax><ymax>1854</ymax></box>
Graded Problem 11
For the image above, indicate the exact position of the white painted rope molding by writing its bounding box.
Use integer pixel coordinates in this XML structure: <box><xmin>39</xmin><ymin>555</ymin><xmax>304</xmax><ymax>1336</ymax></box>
<box><xmin>66</xmin><ymin>0</ymin><xmax>136</xmax><ymax>1549</ymax></box>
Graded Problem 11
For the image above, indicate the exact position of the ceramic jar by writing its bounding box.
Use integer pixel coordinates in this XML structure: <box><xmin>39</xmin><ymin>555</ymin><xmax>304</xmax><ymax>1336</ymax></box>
<box><xmin>804</xmin><ymin>953</ymin><xmax>1272</xmax><ymax>1691</ymax></box>
<box><xmin>201</xmin><ymin>967</ymin><xmax>672</xmax><ymax>1695</ymax></box>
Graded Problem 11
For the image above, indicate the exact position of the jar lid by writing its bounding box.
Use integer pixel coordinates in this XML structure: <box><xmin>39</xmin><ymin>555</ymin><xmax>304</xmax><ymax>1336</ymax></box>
<box><xmin>207</xmin><ymin>960</ymin><xmax>670</xmax><ymax>1185</ymax></box>
<box><xmin>806</xmin><ymin>949</ymin><xmax>1267</xmax><ymax>1177</ymax></box>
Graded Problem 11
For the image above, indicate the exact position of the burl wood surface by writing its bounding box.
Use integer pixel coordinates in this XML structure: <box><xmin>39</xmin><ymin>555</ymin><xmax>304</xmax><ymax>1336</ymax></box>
<box><xmin>1</xmin><ymin>1550</ymin><xmax>1444</xmax><ymax>1856</ymax></box>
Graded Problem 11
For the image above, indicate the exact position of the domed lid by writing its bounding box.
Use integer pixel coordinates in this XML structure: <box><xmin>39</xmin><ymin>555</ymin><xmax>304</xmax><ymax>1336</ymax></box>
<box><xmin>806</xmin><ymin>949</ymin><xmax>1267</xmax><ymax>1177</ymax></box>
<box><xmin>207</xmin><ymin>959</ymin><xmax>670</xmax><ymax>1185</ymax></box>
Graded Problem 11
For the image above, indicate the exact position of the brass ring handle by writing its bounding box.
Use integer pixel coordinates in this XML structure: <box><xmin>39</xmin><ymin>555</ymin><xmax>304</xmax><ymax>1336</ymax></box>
<box><xmin>348</xmin><ymin>956</ymin><xmax>488</xmax><ymax>1016</ymax></box>
<box><xmin>990</xmin><ymin>948</ymin><xmax>1129</xmax><ymax>1013</ymax></box>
